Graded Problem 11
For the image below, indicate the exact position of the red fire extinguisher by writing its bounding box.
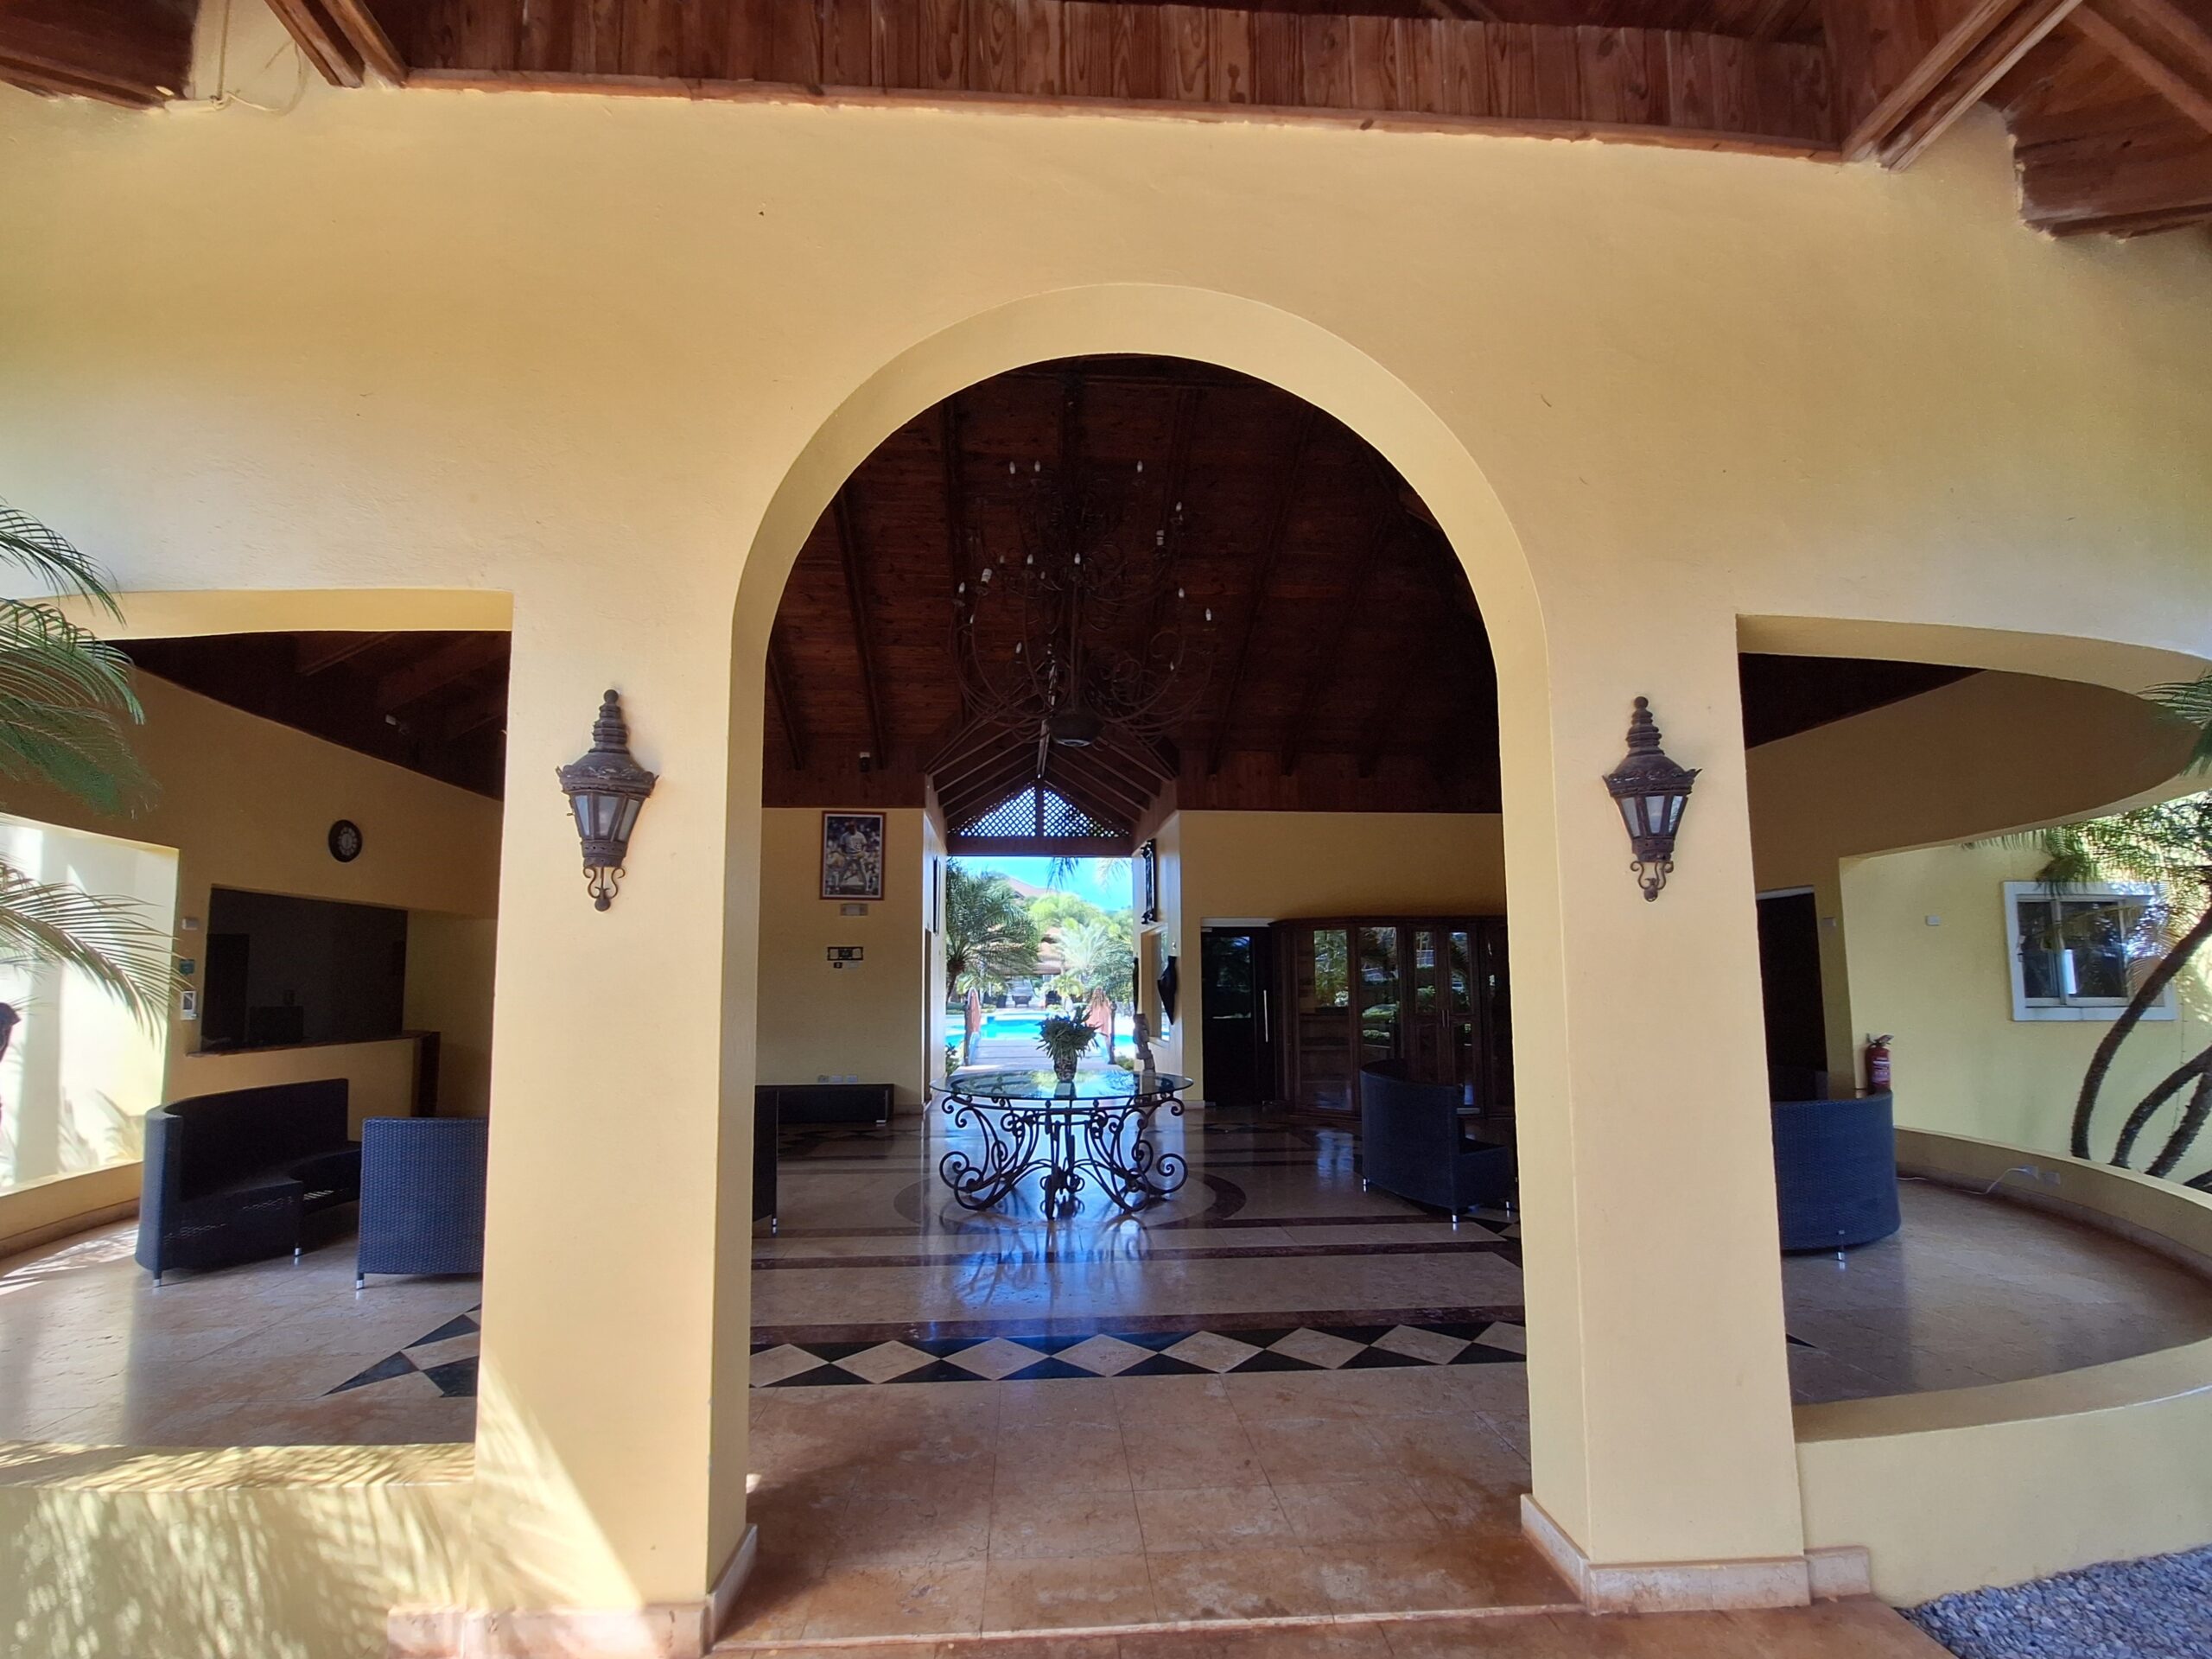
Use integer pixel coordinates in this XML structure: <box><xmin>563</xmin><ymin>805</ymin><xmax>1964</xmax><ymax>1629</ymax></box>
<box><xmin>1865</xmin><ymin>1034</ymin><xmax>1893</xmax><ymax>1092</ymax></box>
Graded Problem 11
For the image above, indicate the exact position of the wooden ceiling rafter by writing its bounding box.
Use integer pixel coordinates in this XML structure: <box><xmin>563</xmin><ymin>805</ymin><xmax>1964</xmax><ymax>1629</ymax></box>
<box><xmin>766</xmin><ymin>627</ymin><xmax>808</xmax><ymax>771</ymax></box>
<box><xmin>264</xmin><ymin>0</ymin><xmax>407</xmax><ymax>89</ymax></box>
<box><xmin>375</xmin><ymin>632</ymin><xmax>509</xmax><ymax>712</ymax></box>
<box><xmin>833</xmin><ymin>486</ymin><xmax>889</xmax><ymax>760</ymax></box>
<box><xmin>1281</xmin><ymin>514</ymin><xmax>1389</xmax><ymax>775</ymax></box>
<box><xmin>1205</xmin><ymin>403</ymin><xmax>1319</xmax><ymax>776</ymax></box>
<box><xmin>297</xmin><ymin>631</ymin><xmax>398</xmax><ymax>675</ymax></box>
<box><xmin>2069</xmin><ymin>0</ymin><xmax>2212</xmax><ymax>137</ymax></box>
<box><xmin>0</xmin><ymin>1</ymin><xmax>193</xmax><ymax>109</ymax></box>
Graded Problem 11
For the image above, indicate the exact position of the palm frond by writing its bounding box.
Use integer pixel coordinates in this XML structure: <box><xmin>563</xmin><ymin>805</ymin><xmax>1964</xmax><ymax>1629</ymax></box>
<box><xmin>0</xmin><ymin>594</ymin><xmax>150</xmax><ymax>816</ymax></box>
<box><xmin>0</xmin><ymin>502</ymin><xmax>124</xmax><ymax>623</ymax></box>
<box><xmin>2150</xmin><ymin>673</ymin><xmax>2212</xmax><ymax>773</ymax></box>
<box><xmin>0</xmin><ymin>863</ymin><xmax>176</xmax><ymax>1031</ymax></box>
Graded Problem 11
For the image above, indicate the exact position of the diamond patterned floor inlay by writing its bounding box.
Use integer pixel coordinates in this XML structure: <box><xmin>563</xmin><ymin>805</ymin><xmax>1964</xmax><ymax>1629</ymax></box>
<box><xmin>328</xmin><ymin>1306</ymin><xmax>481</xmax><ymax>1398</ymax></box>
<box><xmin>747</xmin><ymin>1319</ymin><xmax>1531</xmax><ymax>1387</ymax></box>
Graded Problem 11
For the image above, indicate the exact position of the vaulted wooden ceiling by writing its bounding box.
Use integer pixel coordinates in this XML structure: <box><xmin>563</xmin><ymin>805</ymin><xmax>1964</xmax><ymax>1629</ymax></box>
<box><xmin>763</xmin><ymin>354</ymin><xmax>1976</xmax><ymax>840</ymax></box>
<box><xmin>8</xmin><ymin>1</ymin><xmax>2212</xmax><ymax>238</ymax></box>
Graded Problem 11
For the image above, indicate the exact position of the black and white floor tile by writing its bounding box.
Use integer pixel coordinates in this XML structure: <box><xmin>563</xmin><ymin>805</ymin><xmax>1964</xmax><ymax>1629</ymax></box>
<box><xmin>329</xmin><ymin>1307</ymin><xmax>481</xmax><ymax>1398</ymax></box>
<box><xmin>747</xmin><ymin>1319</ymin><xmax>1533</xmax><ymax>1387</ymax></box>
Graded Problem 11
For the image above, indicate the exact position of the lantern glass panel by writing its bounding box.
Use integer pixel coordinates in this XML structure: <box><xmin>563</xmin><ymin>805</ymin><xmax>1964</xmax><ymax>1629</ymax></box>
<box><xmin>1646</xmin><ymin>794</ymin><xmax>1672</xmax><ymax>836</ymax></box>
<box><xmin>1616</xmin><ymin>796</ymin><xmax>1643</xmax><ymax>838</ymax></box>
<box><xmin>571</xmin><ymin>796</ymin><xmax>593</xmax><ymax>839</ymax></box>
<box><xmin>596</xmin><ymin>792</ymin><xmax>624</xmax><ymax>837</ymax></box>
<box><xmin>1665</xmin><ymin>793</ymin><xmax>1686</xmax><ymax>833</ymax></box>
<box><xmin>616</xmin><ymin>796</ymin><xmax>643</xmax><ymax>839</ymax></box>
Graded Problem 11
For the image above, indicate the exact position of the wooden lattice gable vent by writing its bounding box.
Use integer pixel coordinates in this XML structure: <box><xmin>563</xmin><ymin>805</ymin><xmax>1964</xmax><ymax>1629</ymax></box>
<box><xmin>955</xmin><ymin>783</ymin><xmax>1125</xmax><ymax>842</ymax></box>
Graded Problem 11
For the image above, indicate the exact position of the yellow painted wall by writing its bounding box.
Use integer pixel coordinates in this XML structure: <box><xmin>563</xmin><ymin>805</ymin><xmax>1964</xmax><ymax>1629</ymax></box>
<box><xmin>1744</xmin><ymin>670</ymin><xmax>2202</xmax><ymax>1153</ymax></box>
<box><xmin>1841</xmin><ymin>843</ymin><xmax>2212</xmax><ymax>1162</ymax></box>
<box><xmin>1162</xmin><ymin>810</ymin><xmax>1505</xmax><ymax>1097</ymax></box>
<box><xmin>753</xmin><ymin>807</ymin><xmax>929</xmax><ymax>1107</ymax></box>
<box><xmin>404</xmin><ymin>915</ymin><xmax>499</xmax><ymax>1117</ymax></box>
<box><xmin>5</xmin><ymin>0</ymin><xmax>2212</xmax><ymax>1637</ymax></box>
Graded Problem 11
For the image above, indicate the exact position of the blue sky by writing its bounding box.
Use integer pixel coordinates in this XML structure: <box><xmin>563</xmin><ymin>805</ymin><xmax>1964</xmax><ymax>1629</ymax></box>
<box><xmin>953</xmin><ymin>855</ymin><xmax>1132</xmax><ymax>912</ymax></box>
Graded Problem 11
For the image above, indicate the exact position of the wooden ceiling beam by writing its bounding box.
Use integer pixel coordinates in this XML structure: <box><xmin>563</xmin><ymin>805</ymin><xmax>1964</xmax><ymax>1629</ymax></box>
<box><xmin>766</xmin><ymin>627</ymin><xmax>807</xmax><ymax>772</ymax></box>
<box><xmin>941</xmin><ymin>394</ymin><xmax>971</xmax><ymax>710</ymax></box>
<box><xmin>832</xmin><ymin>486</ymin><xmax>888</xmax><ymax>761</ymax></box>
<box><xmin>1828</xmin><ymin>0</ymin><xmax>2086</xmax><ymax>164</ymax></box>
<box><xmin>263</xmin><ymin>0</ymin><xmax>365</xmax><ymax>86</ymax></box>
<box><xmin>321</xmin><ymin>0</ymin><xmax>408</xmax><ymax>84</ymax></box>
<box><xmin>2070</xmin><ymin>0</ymin><xmax>2212</xmax><ymax>138</ymax></box>
<box><xmin>943</xmin><ymin>750</ymin><xmax>1040</xmax><ymax>825</ymax></box>
<box><xmin>297</xmin><ymin>631</ymin><xmax>397</xmax><ymax>675</ymax></box>
<box><xmin>0</xmin><ymin>2</ymin><xmax>193</xmax><ymax>108</ymax></box>
<box><xmin>1281</xmin><ymin>518</ymin><xmax>1389</xmax><ymax>776</ymax></box>
<box><xmin>1205</xmin><ymin>404</ymin><xmax>1319</xmax><ymax>777</ymax></box>
<box><xmin>1047</xmin><ymin>749</ymin><xmax>1152</xmax><ymax>821</ymax></box>
<box><xmin>440</xmin><ymin>685</ymin><xmax>510</xmax><ymax>742</ymax></box>
<box><xmin>1888</xmin><ymin>0</ymin><xmax>2086</xmax><ymax>166</ymax></box>
<box><xmin>376</xmin><ymin>635</ymin><xmax>509</xmax><ymax>712</ymax></box>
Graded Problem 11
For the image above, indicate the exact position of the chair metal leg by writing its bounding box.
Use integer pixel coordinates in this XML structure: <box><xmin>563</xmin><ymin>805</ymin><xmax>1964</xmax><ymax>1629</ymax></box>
<box><xmin>293</xmin><ymin>1245</ymin><xmax>302</xmax><ymax>1262</ymax></box>
<box><xmin>1451</xmin><ymin>1212</ymin><xmax>1459</xmax><ymax>1230</ymax></box>
<box><xmin>770</xmin><ymin>1216</ymin><xmax>779</xmax><ymax>1236</ymax></box>
<box><xmin>355</xmin><ymin>1274</ymin><xmax>366</xmax><ymax>1290</ymax></box>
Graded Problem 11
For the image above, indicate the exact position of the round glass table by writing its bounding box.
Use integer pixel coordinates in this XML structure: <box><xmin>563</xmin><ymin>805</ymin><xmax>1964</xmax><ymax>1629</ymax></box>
<box><xmin>938</xmin><ymin>1068</ymin><xmax>1194</xmax><ymax>1215</ymax></box>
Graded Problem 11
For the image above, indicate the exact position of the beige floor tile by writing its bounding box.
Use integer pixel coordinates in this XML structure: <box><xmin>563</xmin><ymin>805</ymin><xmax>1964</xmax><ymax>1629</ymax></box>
<box><xmin>999</xmin><ymin>1378</ymin><xmax>1125</xmax><ymax>1426</ymax></box>
<box><xmin>1381</xmin><ymin>1611</ymin><xmax>1582</xmax><ymax>1657</ymax></box>
<box><xmin>1723</xmin><ymin>1599</ymin><xmax>1955</xmax><ymax>1656</ymax></box>
<box><xmin>1120</xmin><ymin>1622</ymin><xmax>1395</xmax><ymax>1658</ymax></box>
<box><xmin>1145</xmin><ymin>1545</ymin><xmax>1336</xmax><ymax>1621</ymax></box>
<box><xmin>995</xmin><ymin>1421</ymin><xmax>1132</xmax><ymax>1492</ymax></box>
<box><xmin>1272</xmin><ymin>1479</ymin><xmax>1450</xmax><ymax>1546</ymax></box>
<box><xmin>799</xmin><ymin>1560</ymin><xmax>988</xmax><ymax>1639</ymax></box>
<box><xmin>1133</xmin><ymin>1484</ymin><xmax>1297</xmax><ymax>1553</ymax></box>
<box><xmin>1124</xmin><ymin>1419</ymin><xmax>1268</xmax><ymax>1490</ymax></box>
<box><xmin>1319</xmin><ymin>1538</ymin><xmax>1572</xmax><ymax>1616</ymax></box>
<box><xmin>1242</xmin><ymin>1418</ymin><xmax>1387</xmax><ymax>1485</ymax></box>
<box><xmin>989</xmin><ymin>1487</ymin><xmax>1146</xmax><ymax>1559</ymax></box>
<box><xmin>823</xmin><ymin>1491</ymin><xmax>993</xmax><ymax>1567</ymax></box>
<box><xmin>981</xmin><ymin>1553</ymin><xmax>1157</xmax><ymax>1630</ymax></box>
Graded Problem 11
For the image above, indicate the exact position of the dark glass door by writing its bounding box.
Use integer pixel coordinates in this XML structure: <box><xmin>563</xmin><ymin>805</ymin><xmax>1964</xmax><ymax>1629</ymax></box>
<box><xmin>1200</xmin><ymin>928</ymin><xmax>1277</xmax><ymax>1108</ymax></box>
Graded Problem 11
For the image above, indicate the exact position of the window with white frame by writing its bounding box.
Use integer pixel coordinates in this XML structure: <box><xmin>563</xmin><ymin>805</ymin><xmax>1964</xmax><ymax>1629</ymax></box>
<box><xmin>2004</xmin><ymin>880</ymin><xmax>2177</xmax><ymax>1023</ymax></box>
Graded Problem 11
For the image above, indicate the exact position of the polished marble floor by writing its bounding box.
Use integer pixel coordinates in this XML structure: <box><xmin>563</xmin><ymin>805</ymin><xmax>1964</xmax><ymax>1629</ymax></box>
<box><xmin>4</xmin><ymin>1108</ymin><xmax>2211</xmax><ymax>1456</ymax></box>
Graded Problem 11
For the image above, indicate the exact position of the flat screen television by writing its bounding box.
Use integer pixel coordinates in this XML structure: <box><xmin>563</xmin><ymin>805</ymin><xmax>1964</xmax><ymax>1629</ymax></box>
<box><xmin>200</xmin><ymin>887</ymin><xmax>408</xmax><ymax>1052</ymax></box>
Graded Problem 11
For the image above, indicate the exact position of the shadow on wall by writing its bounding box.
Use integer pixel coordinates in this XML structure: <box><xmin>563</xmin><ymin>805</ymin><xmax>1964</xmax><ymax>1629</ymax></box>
<box><xmin>0</xmin><ymin>1440</ymin><xmax>467</xmax><ymax>1659</ymax></box>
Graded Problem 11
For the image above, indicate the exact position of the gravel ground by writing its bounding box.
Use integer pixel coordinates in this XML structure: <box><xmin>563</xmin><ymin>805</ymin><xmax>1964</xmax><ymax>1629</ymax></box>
<box><xmin>1909</xmin><ymin>1547</ymin><xmax>2212</xmax><ymax>1658</ymax></box>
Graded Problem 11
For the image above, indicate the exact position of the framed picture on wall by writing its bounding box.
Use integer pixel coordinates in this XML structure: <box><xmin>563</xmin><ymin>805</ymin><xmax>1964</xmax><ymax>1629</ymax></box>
<box><xmin>1138</xmin><ymin>840</ymin><xmax>1160</xmax><ymax>925</ymax></box>
<box><xmin>822</xmin><ymin>812</ymin><xmax>887</xmax><ymax>901</ymax></box>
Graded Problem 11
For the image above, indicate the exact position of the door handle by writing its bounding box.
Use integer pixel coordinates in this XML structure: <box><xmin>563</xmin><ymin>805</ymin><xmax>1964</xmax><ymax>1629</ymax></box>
<box><xmin>1259</xmin><ymin>988</ymin><xmax>1269</xmax><ymax>1044</ymax></box>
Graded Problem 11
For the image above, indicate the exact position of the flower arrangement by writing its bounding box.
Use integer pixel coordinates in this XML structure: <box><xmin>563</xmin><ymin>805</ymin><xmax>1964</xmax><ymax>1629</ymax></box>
<box><xmin>1038</xmin><ymin>1012</ymin><xmax>1099</xmax><ymax>1080</ymax></box>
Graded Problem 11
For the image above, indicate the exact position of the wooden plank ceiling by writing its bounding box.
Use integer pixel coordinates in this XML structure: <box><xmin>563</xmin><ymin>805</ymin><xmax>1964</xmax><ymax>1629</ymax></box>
<box><xmin>5</xmin><ymin>3</ymin><xmax>2210</xmax><ymax>235</ymax></box>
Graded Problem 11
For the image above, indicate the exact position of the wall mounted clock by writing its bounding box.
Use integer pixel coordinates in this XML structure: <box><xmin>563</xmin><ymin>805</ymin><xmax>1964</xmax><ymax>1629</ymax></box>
<box><xmin>328</xmin><ymin>819</ymin><xmax>364</xmax><ymax>863</ymax></box>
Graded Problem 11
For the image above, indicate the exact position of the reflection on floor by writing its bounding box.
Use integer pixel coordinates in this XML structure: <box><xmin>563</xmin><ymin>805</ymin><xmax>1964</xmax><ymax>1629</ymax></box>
<box><xmin>3</xmin><ymin>1108</ymin><xmax>2210</xmax><ymax>1455</ymax></box>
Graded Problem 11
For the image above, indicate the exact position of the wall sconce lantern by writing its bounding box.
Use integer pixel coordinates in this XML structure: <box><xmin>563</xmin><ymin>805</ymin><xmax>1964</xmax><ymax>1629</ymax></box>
<box><xmin>556</xmin><ymin>690</ymin><xmax>658</xmax><ymax>911</ymax></box>
<box><xmin>1603</xmin><ymin>696</ymin><xmax>1699</xmax><ymax>901</ymax></box>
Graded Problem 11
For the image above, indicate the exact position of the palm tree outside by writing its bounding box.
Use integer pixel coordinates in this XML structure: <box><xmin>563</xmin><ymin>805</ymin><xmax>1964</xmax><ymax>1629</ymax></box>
<box><xmin>943</xmin><ymin>864</ymin><xmax>1041</xmax><ymax>1064</ymax></box>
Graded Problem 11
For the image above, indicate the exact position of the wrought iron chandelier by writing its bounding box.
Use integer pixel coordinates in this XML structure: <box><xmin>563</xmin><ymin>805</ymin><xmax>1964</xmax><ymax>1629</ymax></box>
<box><xmin>950</xmin><ymin>455</ymin><xmax>1213</xmax><ymax>766</ymax></box>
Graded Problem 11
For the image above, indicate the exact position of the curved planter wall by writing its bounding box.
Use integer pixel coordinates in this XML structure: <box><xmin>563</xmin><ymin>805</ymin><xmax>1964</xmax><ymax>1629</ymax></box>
<box><xmin>1795</xmin><ymin>1128</ymin><xmax>2212</xmax><ymax>1605</ymax></box>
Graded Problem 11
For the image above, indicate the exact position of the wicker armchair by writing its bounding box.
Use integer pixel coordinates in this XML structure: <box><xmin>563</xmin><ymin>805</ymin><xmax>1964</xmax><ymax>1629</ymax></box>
<box><xmin>355</xmin><ymin>1116</ymin><xmax>489</xmax><ymax>1288</ymax></box>
<box><xmin>1357</xmin><ymin>1060</ymin><xmax>1516</xmax><ymax>1225</ymax></box>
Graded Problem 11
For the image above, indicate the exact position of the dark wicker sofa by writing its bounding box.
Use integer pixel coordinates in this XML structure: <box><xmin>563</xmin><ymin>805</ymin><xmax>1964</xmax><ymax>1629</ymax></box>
<box><xmin>137</xmin><ymin>1080</ymin><xmax>359</xmax><ymax>1283</ymax></box>
<box><xmin>1357</xmin><ymin>1060</ymin><xmax>1516</xmax><ymax>1225</ymax></box>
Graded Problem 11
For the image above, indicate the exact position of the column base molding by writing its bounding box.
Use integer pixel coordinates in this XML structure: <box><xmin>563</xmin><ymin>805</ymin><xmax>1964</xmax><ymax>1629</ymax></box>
<box><xmin>1521</xmin><ymin>1497</ymin><xmax>1869</xmax><ymax>1612</ymax></box>
<box><xmin>390</xmin><ymin>1525</ymin><xmax>758</xmax><ymax>1659</ymax></box>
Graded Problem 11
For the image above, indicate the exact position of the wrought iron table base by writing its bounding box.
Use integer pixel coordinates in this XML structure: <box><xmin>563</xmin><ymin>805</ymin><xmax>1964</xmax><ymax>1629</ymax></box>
<box><xmin>939</xmin><ymin>1093</ymin><xmax>1189</xmax><ymax>1215</ymax></box>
